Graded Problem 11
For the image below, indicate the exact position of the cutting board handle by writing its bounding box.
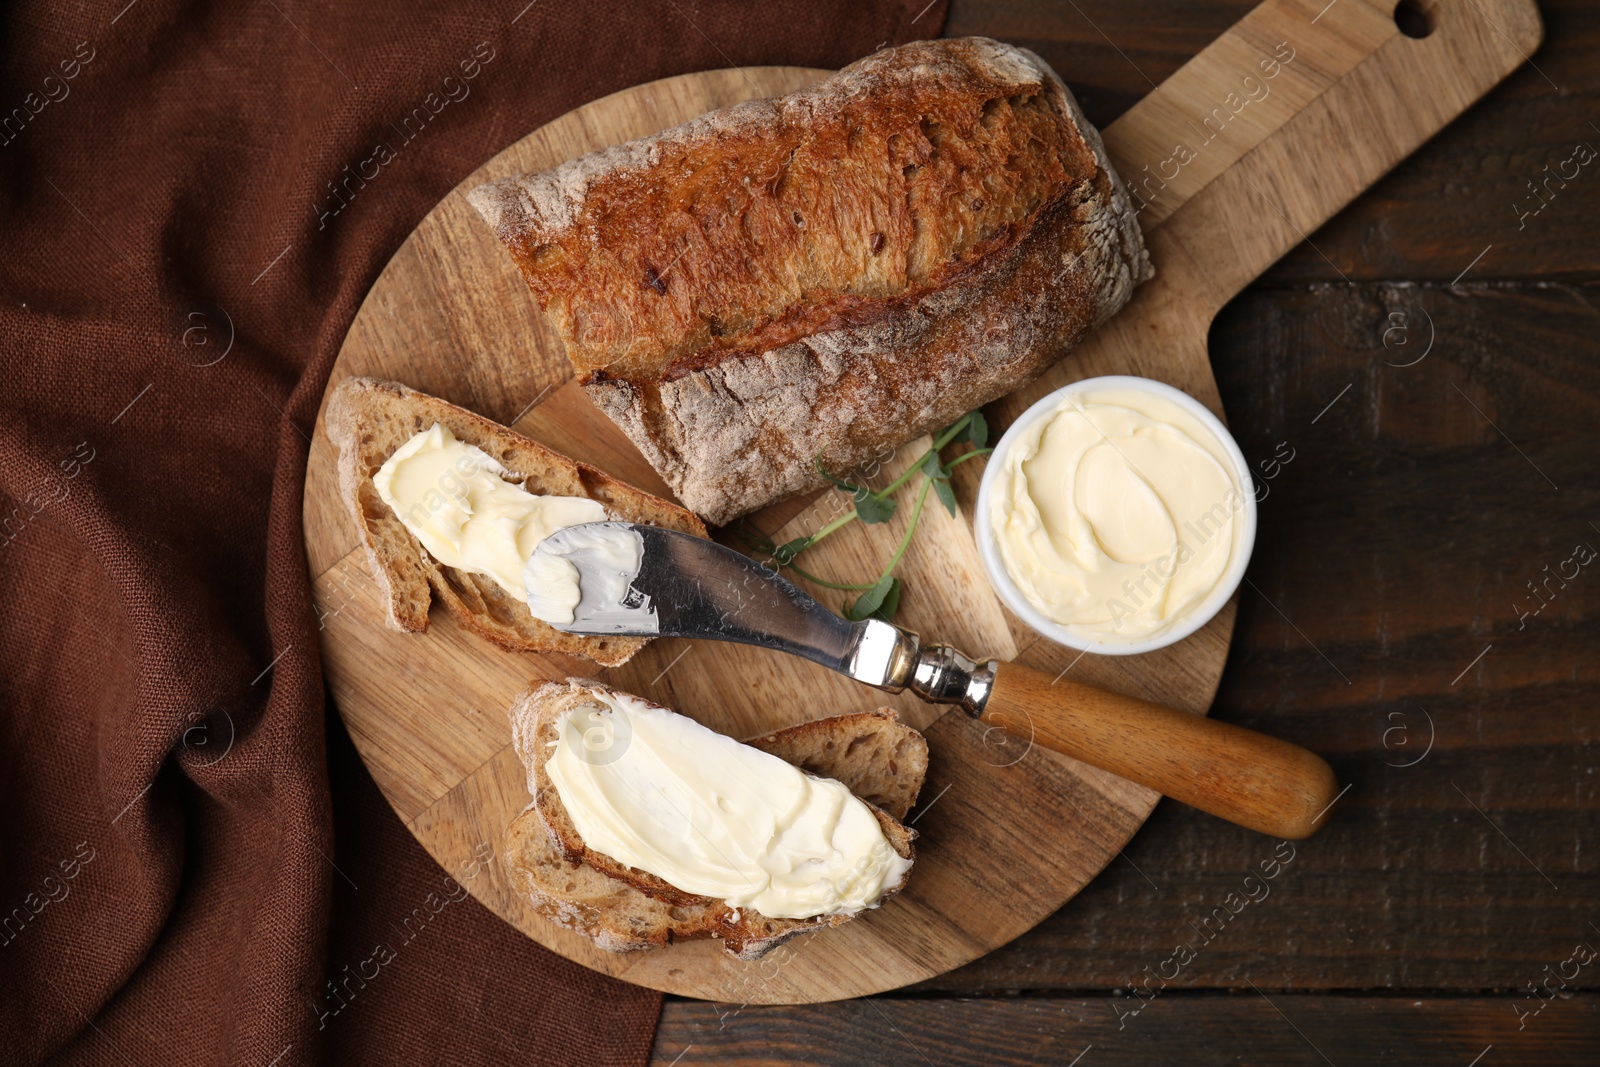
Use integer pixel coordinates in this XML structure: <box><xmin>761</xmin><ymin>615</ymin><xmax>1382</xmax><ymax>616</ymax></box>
<box><xmin>994</xmin><ymin>0</ymin><xmax>1543</xmax><ymax>428</ymax></box>
<box><xmin>1098</xmin><ymin>0</ymin><xmax>1543</xmax><ymax>322</ymax></box>
<box><xmin>980</xmin><ymin>661</ymin><xmax>1339</xmax><ymax>839</ymax></box>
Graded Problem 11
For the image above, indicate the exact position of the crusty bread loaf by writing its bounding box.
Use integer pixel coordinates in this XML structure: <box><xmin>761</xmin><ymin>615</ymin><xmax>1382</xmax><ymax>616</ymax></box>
<box><xmin>324</xmin><ymin>377</ymin><xmax>706</xmax><ymax>667</ymax></box>
<box><xmin>503</xmin><ymin>680</ymin><xmax>927</xmax><ymax>959</ymax></box>
<box><xmin>468</xmin><ymin>37</ymin><xmax>1151</xmax><ymax>525</ymax></box>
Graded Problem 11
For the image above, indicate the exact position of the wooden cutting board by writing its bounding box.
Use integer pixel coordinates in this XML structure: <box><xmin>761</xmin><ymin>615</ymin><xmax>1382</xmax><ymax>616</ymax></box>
<box><xmin>302</xmin><ymin>0</ymin><xmax>1539</xmax><ymax>1004</ymax></box>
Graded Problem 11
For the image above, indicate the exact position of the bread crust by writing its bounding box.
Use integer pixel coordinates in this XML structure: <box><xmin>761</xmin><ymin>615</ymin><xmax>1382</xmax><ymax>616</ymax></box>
<box><xmin>324</xmin><ymin>377</ymin><xmax>707</xmax><ymax>667</ymax></box>
<box><xmin>504</xmin><ymin>680</ymin><xmax>926</xmax><ymax>959</ymax></box>
<box><xmin>469</xmin><ymin>37</ymin><xmax>1151</xmax><ymax>524</ymax></box>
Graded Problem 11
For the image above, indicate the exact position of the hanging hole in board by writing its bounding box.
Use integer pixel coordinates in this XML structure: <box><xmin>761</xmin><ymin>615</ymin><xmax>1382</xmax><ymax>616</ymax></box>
<box><xmin>1394</xmin><ymin>0</ymin><xmax>1437</xmax><ymax>39</ymax></box>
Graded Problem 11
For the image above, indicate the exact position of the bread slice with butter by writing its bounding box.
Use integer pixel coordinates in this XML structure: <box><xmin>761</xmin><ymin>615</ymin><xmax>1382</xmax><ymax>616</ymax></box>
<box><xmin>503</xmin><ymin>680</ymin><xmax>928</xmax><ymax>960</ymax></box>
<box><xmin>325</xmin><ymin>377</ymin><xmax>706</xmax><ymax>667</ymax></box>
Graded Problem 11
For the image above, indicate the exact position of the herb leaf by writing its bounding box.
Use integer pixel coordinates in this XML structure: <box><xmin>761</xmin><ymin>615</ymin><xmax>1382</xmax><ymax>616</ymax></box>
<box><xmin>853</xmin><ymin>492</ymin><xmax>898</xmax><ymax>525</ymax></box>
<box><xmin>872</xmin><ymin>577</ymin><xmax>903</xmax><ymax>622</ymax></box>
<box><xmin>797</xmin><ymin>429</ymin><xmax>973</xmax><ymax>623</ymax></box>
<box><xmin>774</xmin><ymin>536</ymin><xmax>812</xmax><ymax>564</ymax></box>
<box><xmin>967</xmin><ymin>410</ymin><xmax>989</xmax><ymax>449</ymax></box>
<box><xmin>845</xmin><ymin>575</ymin><xmax>899</xmax><ymax>621</ymax></box>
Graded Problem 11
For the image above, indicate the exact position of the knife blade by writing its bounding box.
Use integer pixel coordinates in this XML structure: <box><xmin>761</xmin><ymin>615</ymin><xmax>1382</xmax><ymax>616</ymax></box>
<box><xmin>538</xmin><ymin>520</ymin><xmax>915</xmax><ymax>691</ymax></box>
<box><xmin>531</xmin><ymin>521</ymin><xmax>1340</xmax><ymax>839</ymax></box>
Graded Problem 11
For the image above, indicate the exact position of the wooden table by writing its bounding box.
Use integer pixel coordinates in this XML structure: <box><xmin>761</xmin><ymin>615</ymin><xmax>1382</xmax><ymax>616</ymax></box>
<box><xmin>646</xmin><ymin>1</ymin><xmax>1600</xmax><ymax>1062</ymax></box>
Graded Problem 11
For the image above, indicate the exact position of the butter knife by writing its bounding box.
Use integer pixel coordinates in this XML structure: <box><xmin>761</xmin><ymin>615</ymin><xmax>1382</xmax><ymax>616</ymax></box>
<box><xmin>531</xmin><ymin>521</ymin><xmax>1339</xmax><ymax>839</ymax></box>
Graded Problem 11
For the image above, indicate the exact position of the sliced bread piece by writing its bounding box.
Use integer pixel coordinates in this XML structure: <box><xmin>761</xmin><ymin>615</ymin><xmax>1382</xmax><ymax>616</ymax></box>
<box><xmin>325</xmin><ymin>377</ymin><xmax>706</xmax><ymax>667</ymax></box>
<box><xmin>503</xmin><ymin>679</ymin><xmax>927</xmax><ymax>959</ymax></box>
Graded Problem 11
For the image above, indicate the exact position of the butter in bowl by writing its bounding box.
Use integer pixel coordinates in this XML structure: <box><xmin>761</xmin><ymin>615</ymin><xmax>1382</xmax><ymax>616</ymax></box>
<box><xmin>976</xmin><ymin>375</ymin><xmax>1257</xmax><ymax>655</ymax></box>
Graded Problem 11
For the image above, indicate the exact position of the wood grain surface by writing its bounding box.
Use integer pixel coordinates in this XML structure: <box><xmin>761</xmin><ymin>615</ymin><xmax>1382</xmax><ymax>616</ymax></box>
<box><xmin>638</xmin><ymin>0</ymin><xmax>1597</xmax><ymax>1061</ymax></box>
<box><xmin>656</xmin><ymin>996</ymin><xmax>1599</xmax><ymax>1065</ymax></box>
<box><xmin>303</xmin><ymin>0</ymin><xmax>1558</xmax><ymax>1018</ymax></box>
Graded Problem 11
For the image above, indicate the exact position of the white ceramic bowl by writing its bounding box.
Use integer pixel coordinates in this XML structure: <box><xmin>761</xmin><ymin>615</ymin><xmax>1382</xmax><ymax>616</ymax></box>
<box><xmin>975</xmin><ymin>375</ymin><xmax>1257</xmax><ymax>656</ymax></box>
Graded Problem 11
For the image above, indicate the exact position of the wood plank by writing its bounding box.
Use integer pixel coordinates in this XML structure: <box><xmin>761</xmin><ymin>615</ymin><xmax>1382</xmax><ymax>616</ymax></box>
<box><xmin>946</xmin><ymin>0</ymin><xmax>1261</xmax><ymax>130</ymax></box>
<box><xmin>907</xmin><ymin>283</ymin><xmax>1600</xmax><ymax>993</ymax></box>
<box><xmin>654</xmin><ymin>995</ymin><xmax>1600</xmax><ymax>1065</ymax></box>
<box><xmin>954</xmin><ymin>0</ymin><xmax>1600</xmax><ymax>284</ymax></box>
<box><xmin>1258</xmin><ymin>0</ymin><xmax>1600</xmax><ymax>284</ymax></box>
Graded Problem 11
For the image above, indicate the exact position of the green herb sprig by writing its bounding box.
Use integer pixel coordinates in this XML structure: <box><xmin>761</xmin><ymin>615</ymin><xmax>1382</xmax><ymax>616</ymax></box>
<box><xmin>738</xmin><ymin>411</ymin><xmax>992</xmax><ymax>623</ymax></box>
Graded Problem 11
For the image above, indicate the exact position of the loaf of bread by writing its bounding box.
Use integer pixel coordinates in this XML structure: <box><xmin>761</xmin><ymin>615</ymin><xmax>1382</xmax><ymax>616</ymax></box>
<box><xmin>468</xmin><ymin>37</ymin><xmax>1151</xmax><ymax>525</ymax></box>
<box><xmin>503</xmin><ymin>680</ymin><xmax>928</xmax><ymax>959</ymax></box>
<box><xmin>325</xmin><ymin>377</ymin><xmax>706</xmax><ymax>667</ymax></box>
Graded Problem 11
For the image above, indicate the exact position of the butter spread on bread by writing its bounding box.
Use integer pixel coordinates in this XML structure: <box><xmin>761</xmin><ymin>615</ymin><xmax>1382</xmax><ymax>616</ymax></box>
<box><xmin>325</xmin><ymin>377</ymin><xmax>707</xmax><ymax>667</ymax></box>
<box><xmin>374</xmin><ymin>422</ymin><xmax>604</xmax><ymax>605</ymax></box>
<box><xmin>505</xmin><ymin>680</ymin><xmax>924</xmax><ymax>958</ymax></box>
<box><xmin>546</xmin><ymin>688</ymin><xmax>912</xmax><ymax>920</ymax></box>
<box><xmin>468</xmin><ymin>37</ymin><xmax>1151</xmax><ymax>525</ymax></box>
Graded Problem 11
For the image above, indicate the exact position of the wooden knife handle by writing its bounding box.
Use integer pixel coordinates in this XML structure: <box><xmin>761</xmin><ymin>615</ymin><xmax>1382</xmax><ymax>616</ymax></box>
<box><xmin>979</xmin><ymin>661</ymin><xmax>1338</xmax><ymax>839</ymax></box>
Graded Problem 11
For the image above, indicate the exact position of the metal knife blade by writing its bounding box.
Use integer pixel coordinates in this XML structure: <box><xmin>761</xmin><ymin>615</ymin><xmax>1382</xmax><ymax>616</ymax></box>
<box><xmin>532</xmin><ymin>522</ymin><xmax>921</xmax><ymax>692</ymax></box>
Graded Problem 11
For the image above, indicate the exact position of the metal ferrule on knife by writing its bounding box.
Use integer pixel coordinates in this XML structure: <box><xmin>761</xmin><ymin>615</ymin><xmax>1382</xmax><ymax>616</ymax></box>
<box><xmin>844</xmin><ymin>621</ymin><xmax>998</xmax><ymax>716</ymax></box>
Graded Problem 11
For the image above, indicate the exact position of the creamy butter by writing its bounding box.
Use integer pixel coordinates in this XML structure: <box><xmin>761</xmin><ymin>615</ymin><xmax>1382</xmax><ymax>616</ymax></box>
<box><xmin>989</xmin><ymin>387</ymin><xmax>1247</xmax><ymax>643</ymax></box>
<box><xmin>373</xmin><ymin>423</ymin><xmax>605</xmax><ymax>607</ymax></box>
<box><xmin>546</xmin><ymin>690</ymin><xmax>912</xmax><ymax>920</ymax></box>
<box><xmin>524</xmin><ymin>522</ymin><xmax>651</xmax><ymax>630</ymax></box>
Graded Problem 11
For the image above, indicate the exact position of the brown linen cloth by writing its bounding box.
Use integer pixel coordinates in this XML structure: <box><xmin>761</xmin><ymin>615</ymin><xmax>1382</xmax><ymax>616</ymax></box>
<box><xmin>0</xmin><ymin>1</ymin><xmax>946</xmax><ymax>1063</ymax></box>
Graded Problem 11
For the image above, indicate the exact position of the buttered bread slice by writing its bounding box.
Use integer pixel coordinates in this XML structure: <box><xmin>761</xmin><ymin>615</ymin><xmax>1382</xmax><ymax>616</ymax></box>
<box><xmin>503</xmin><ymin>680</ymin><xmax>928</xmax><ymax>959</ymax></box>
<box><xmin>325</xmin><ymin>377</ymin><xmax>706</xmax><ymax>667</ymax></box>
